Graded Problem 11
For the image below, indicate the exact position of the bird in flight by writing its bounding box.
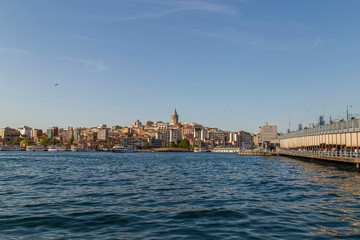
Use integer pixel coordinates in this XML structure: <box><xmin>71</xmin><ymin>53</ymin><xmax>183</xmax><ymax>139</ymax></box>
<box><xmin>54</xmin><ymin>83</ymin><xmax>59</xmax><ymax>87</ymax></box>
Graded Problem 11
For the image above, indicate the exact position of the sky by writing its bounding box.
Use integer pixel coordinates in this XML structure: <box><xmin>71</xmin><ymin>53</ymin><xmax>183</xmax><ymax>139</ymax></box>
<box><xmin>0</xmin><ymin>0</ymin><xmax>359</xmax><ymax>133</ymax></box>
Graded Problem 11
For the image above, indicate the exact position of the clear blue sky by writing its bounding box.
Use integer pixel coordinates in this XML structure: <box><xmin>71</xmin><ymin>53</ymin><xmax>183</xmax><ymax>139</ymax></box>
<box><xmin>1</xmin><ymin>0</ymin><xmax>359</xmax><ymax>133</ymax></box>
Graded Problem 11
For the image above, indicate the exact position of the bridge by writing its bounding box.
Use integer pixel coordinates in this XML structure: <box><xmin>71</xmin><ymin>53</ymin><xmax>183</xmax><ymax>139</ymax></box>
<box><xmin>279</xmin><ymin>118</ymin><xmax>360</xmax><ymax>151</ymax></box>
<box><xmin>238</xmin><ymin>119</ymin><xmax>360</xmax><ymax>168</ymax></box>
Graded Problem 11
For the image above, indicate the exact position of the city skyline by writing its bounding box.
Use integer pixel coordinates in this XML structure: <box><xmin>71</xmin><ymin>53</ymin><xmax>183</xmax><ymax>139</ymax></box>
<box><xmin>1</xmin><ymin>108</ymin><xmax>256</xmax><ymax>151</ymax></box>
<box><xmin>1</xmin><ymin>0</ymin><xmax>359</xmax><ymax>133</ymax></box>
<box><xmin>0</xmin><ymin>108</ymin><xmax>251</xmax><ymax>133</ymax></box>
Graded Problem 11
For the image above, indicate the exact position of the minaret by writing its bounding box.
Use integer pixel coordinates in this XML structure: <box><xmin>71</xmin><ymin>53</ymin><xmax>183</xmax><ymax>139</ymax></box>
<box><xmin>172</xmin><ymin>108</ymin><xmax>179</xmax><ymax>125</ymax></box>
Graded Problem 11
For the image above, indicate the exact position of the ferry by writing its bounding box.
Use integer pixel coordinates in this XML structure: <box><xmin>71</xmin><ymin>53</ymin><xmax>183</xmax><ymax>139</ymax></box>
<box><xmin>26</xmin><ymin>145</ymin><xmax>46</xmax><ymax>151</ymax></box>
<box><xmin>211</xmin><ymin>148</ymin><xmax>240</xmax><ymax>153</ymax></box>
<box><xmin>48</xmin><ymin>146</ymin><xmax>58</xmax><ymax>152</ymax></box>
<box><xmin>112</xmin><ymin>145</ymin><xmax>137</xmax><ymax>153</ymax></box>
<box><xmin>0</xmin><ymin>146</ymin><xmax>24</xmax><ymax>151</ymax></box>
<box><xmin>71</xmin><ymin>145</ymin><xmax>82</xmax><ymax>152</ymax></box>
<box><xmin>193</xmin><ymin>147</ymin><xmax>208</xmax><ymax>153</ymax></box>
<box><xmin>57</xmin><ymin>146</ymin><xmax>67</xmax><ymax>151</ymax></box>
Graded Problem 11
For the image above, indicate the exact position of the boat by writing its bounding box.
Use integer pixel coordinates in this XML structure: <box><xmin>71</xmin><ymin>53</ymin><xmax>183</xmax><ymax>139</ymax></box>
<box><xmin>112</xmin><ymin>145</ymin><xmax>137</xmax><ymax>153</ymax></box>
<box><xmin>211</xmin><ymin>147</ymin><xmax>240</xmax><ymax>153</ymax></box>
<box><xmin>48</xmin><ymin>146</ymin><xmax>58</xmax><ymax>152</ymax></box>
<box><xmin>71</xmin><ymin>145</ymin><xmax>82</xmax><ymax>152</ymax></box>
<box><xmin>193</xmin><ymin>147</ymin><xmax>208</xmax><ymax>152</ymax></box>
<box><xmin>57</xmin><ymin>146</ymin><xmax>67</xmax><ymax>151</ymax></box>
<box><xmin>26</xmin><ymin>145</ymin><xmax>46</xmax><ymax>151</ymax></box>
<box><xmin>1</xmin><ymin>146</ymin><xmax>23</xmax><ymax>151</ymax></box>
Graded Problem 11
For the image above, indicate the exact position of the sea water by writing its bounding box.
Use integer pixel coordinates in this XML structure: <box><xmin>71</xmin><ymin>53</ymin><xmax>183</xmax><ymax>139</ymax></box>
<box><xmin>1</xmin><ymin>152</ymin><xmax>360</xmax><ymax>239</ymax></box>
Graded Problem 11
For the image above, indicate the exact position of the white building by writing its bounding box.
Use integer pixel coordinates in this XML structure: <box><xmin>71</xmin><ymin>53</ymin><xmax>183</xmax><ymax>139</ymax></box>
<box><xmin>255</xmin><ymin>122</ymin><xmax>278</xmax><ymax>150</ymax></box>
<box><xmin>18</xmin><ymin>126</ymin><xmax>32</xmax><ymax>137</ymax></box>
<box><xmin>97</xmin><ymin>124</ymin><xmax>108</xmax><ymax>141</ymax></box>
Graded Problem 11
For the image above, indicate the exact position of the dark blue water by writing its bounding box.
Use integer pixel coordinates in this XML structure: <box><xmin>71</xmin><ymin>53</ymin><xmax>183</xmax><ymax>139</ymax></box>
<box><xmin>1</xmin><ymin>152</ymin><xmax>360</xmax><ymax>239</ymax></box>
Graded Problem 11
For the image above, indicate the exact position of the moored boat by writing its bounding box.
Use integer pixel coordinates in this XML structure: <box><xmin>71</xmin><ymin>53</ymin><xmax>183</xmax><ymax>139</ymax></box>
<box><xmin>71</xmin><ymin>145</ymin><xmax>82</xmax><ymax>152</ymax></box>
<box><xmin>48</xmin><ymin>146</ymin><xmax>58</xmax><ymax>152</ymax></box>
<box><xmin>57</xmin><ymin>146</ymin><xmax>67</xmax><ymax>151</ymax></box>
<box><xmin>26</xmin><ymin>145</ymin><xmax>46</xmax><ymax>151</ymax></box>
<box><xmin>112</xmin><ymin>145</ymin><xmax>137</xmax><ymax>153</ymax></box>
<box><xmin>193</xmin><ymin>147</ymin><xmax>208</xmax><ymax>152</ymax></box>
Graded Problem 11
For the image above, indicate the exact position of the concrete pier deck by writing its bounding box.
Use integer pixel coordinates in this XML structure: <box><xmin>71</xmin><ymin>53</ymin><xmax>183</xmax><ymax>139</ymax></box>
<box><xmin>238</xmin><ymin>151</ymin><xmax>360</xmax><ymax>168</ymax></box>
<box><xmin>279</xmin><ymin>152</ymin><xmax>360</xmax><ymax>167</ymax></box>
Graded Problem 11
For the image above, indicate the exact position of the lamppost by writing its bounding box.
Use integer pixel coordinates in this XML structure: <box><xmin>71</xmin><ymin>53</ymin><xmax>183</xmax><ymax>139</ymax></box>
<box><xmin>347</xmin><ymin>105</ymin><xmax>352</xmax><ymax>123</ymax></box>
<box><xmin>288</xmin><ymin>114</ymin><xmax>291</xmax><ymax>133</ymax></box>
<box><xmin>301</xmin><ymin>109</ymin><xmax>309</xmax><ymax>130</ymax></box>
<box><xmin>347</xmin><ymin>105</ymin><xmax>352</xmax><ymax>149</ymax></box>
<box><xmin>322</xmin><ymin>96</ymin><xmax>333</xmax><ymax>124</ymax></box>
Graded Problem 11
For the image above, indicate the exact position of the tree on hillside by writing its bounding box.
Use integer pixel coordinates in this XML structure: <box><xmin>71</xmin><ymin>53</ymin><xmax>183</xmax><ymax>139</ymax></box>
<box><xmin>40</xmin><ymin>136</ymin><xmax>49</xmax><ymax>147</ymax></box>
<box><xmin>22</xmin><ymin>137</ymin><xmax>29</xmax><ymax>146</ymax></box>
<box><xmin>178</xmin><ymin>139</ymin><xmax>190</xmax><ymax>149</ymax></box>
<box><xmin>12</xmin><ymin>137</ymin><xmax>22</xmax><ymax>145</ymax></box>
<box><xmin>168</xmin><ymin>141</ymin><xmax>176</xmax><ymax>148</ymax></box>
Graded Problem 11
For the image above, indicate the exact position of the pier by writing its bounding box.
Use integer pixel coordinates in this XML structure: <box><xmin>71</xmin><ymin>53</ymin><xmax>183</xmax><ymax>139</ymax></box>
<box><xmin>278</xmin><ymin>151</ymin><xmax>360</xmax><ymax>168</ymax></box>
<box><xmin>279</xmin><ymin>118</ymin><xmax>360</xmax><ymax>152</ymax></box>
<box><xmin>268</xmin><ymin>118</ymin><xmax>360</xmax><ymax>168</ymax></box>
<box><xmin>238</xmin><ymin>150</ymin><xmax>360</xmax><ymax>168</ymax></box>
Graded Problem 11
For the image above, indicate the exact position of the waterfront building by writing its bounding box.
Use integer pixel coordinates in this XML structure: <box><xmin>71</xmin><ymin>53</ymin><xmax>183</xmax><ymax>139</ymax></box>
<box><xmin>31</xmin><ymin>129</ymin><xmax>43</xmax><ymax>140</ymax></box>
<box><xmin>59</xmin><ymin>129</ymin><xmax>68</xmax><ymax>142</ymax></box>
<box><xmin>181</xmin><ymin>127</ymin><xmax>194</xmax><ymax>138</ymax></box>
<box><xmin>74</xmin><ymin>127</ymin><xmax>81</xmax><ymax>141</ymax></box>
<box><xmin>238</xmin><ymin>131</ymin><xmax>252</xmax><ymax>149</ymax></box>
<box><xmin>0</xmin><ymin>127</ymin><xmax>20</xmax><ymax>144</ymax></box>
<box><xmin>18</xmin><ymin>126</ymin><xmax>32</xmax><ymax>137</ymax></box>
<box><xmin>209</xmin><ymin>130</ymin><xmax>226</xmax><ymax>144</ymax></box>
<box><xmin>155</xmin><ymin>131</ymin><xmax>169</xmax><ymax>145</ymax></box>
<box><xmin>97</xmin><ymin>124</ymin><xmax>108</xmax><ymax>141</ymax></box>
<box><xmin>155</xmin><ymin>129</ymin><xmax>181</xmax><ymax>145</ymax></box>
<box><xmin>83</xmin><ymin>129</ymin><xmax>96</xmax><ymax>141</ymax></box>
<box><xmin>47</xmin><ymin>127</ymin><xmax>59</xmax><ymax>139</ymax></box>
<box><xmin>67</xmin><ymin>127</ymin><xmax>74</xmax><ymax>140</ymax></box>
<box><xmin>200</xmin><ymin>129</ymin><xmax>208</xmax><ymax>141</ymax></box>
<box><xmin>228</xmin><ymin>132</ymin><xmax>237</xmax><ymax>144</ymax></box>
<box><xmin>169</xmin><ymin>129</ymin><xmax>181</xmax><ymax>144</ymax></box>
<box><xmin>193</xmin><ymin>127</ymin><xmax>202</xmax><ymax>139</ymax></box>
<box><xmin>254</xmin><ymin>122</ymin><xmax>278</xmax><ymax>150</ymax></box>
<box><xmin>172</xmin><ymin>108</ymin><xmax>179</xmax><ymax>125</ymax></box>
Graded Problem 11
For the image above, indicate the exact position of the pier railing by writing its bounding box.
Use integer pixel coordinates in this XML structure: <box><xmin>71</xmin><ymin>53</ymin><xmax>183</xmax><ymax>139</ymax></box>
<box><xmin>280</xmin><ymin>149</ymin><xmax>359</xmax><ymax>158</ymax></box>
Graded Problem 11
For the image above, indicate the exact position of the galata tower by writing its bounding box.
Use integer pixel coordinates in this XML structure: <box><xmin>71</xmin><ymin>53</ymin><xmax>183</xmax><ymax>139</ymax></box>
<box><xmin>172</xmin><ymin>108</ymin><xmax>179</xmax><ymax>125</ymax></box>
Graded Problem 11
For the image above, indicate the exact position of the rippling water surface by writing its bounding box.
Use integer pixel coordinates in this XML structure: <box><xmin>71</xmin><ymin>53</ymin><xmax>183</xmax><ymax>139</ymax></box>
<box><xmin>1</xmin><ymin>152</ymin><xmax>360</xmax><ymax>239</ymax></box>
